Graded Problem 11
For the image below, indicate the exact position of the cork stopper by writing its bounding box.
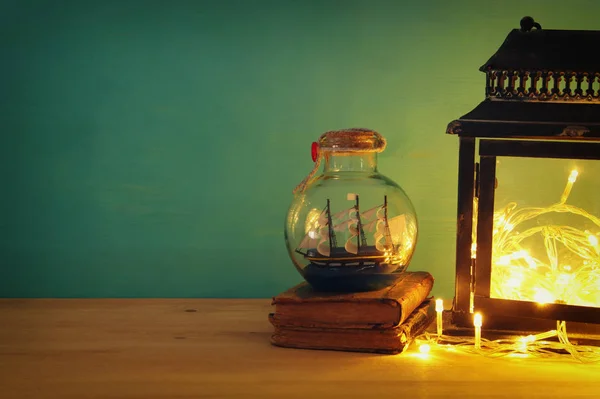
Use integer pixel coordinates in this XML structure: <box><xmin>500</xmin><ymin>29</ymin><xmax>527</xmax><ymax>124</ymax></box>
<box><xmin>318</xmin><ymin>128</ymin><xmax>387</xmax><ymax>154</ymax></box>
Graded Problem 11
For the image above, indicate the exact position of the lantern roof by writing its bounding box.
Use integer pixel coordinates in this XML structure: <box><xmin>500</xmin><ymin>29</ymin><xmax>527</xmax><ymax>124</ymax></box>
<box><xmin>447</xmin><ymin>17</ymin><xmax>600</xmax><ymax>141</ymax></box>
<box><xmin>480</xmin><ymin>18</ymin><xmax>600</xmax><ymax>73</ymax></box>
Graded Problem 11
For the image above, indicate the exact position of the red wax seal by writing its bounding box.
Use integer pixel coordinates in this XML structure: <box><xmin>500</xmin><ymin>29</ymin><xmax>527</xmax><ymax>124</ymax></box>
<box><xmin>311</xmin><ymin>142</ymin><xmax>319</xmax><ymax>162</ymax></box>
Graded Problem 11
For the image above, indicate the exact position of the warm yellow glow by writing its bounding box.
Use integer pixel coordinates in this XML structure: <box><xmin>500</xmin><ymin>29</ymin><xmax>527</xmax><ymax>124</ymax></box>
<box><xmin>534</xmin><ymin>330</ymin><xmax>558</xmax><ymax>341</ymax></box>
<box><xmin>473</xmin><ymin>313</ymin><xmax>482</xmax><ymax>328</ymax></box>
<box><xmin>473</xmin><ymin>313</ymin><xmax>482</xmax><ymax>350</ymax></box>
<box><xmin>560</xmin><ymin>169</ymin><xmax>578</xmax><ymax>204</ymax></box>
<box><xmin>589</xmin><ymin>234</ymin><xmax>599</xmax><ymax>250</ymax></box>
<box><xmin>469</xmin><ymin>292</ymin><xmax>474</xmax><ymax>314</ymax></box>
<box><xmin>409</xmin><ymin>352</ymin><xmax>431</xmax><ymax>360</ymax></box>
<box><xmin>487</xmin><ymin>169</ymin><xmax>600</xmax><ymax>309</ymax></box>
<box><xmin>568</xmin><ymin>169</ymin><xmax>579</xmax><ymax>183</ymax></box>
<box><xmin>523</xmin><ymin>334</ymin><xmax>536</xmax><ymax>343</ymax></box>
<box><xmin>435</xmin><ymin>299</ymin><xmax>443</xmax><ymax>312</ymax></box>
<box><xmin>435</xmin><ymin>299</ymin><xmax>443</xmax><ymax>337</ymax></box>
<box><xmin>413</xmin><ymin>322</ymin><xmax>600</xmax><ymax>363</ymax></box>
<box><xmin>505</xmin><ymin>269</ymin><xmax>525</xmax><ymax>288</ymax></box>
<box><xmin>556</xmin><ymin>273</ymin><xmax>571</xmax><ymax>285</ymax></box>
<box><xmin>507</xmin><ymin>353</ymin><xmax>530</xmax><ymax>359</ymax></box>
<box><xmin>470</xmin><ymin>242</ymin><xmax>477</xmax><ymax>259</ymax></box>
<box><xmin>533</xmin><ymin>287</ymin><xmax>555</xmax><ymax>305</ymax></box>
<box><xmin>518</xmin><ymin>335</ymin><xmax>535</xmax><ymax>352</ymax></box>
<box><xmin>304</xmin><ymin>208</ymin><xmax>322</xmax><ymax>235</ymax></box>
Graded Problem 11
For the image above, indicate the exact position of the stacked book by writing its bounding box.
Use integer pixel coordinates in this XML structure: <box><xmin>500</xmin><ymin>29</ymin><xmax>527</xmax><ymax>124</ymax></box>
<box><xmin>269</xmin><ymin>271</ymin><xmax>435</xmax><ymax>354</ymax></box>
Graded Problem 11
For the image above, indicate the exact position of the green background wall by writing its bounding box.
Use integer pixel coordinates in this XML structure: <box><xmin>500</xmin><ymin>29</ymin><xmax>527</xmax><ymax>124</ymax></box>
<box><xmin>1</xmin><ymin>0</ymin><xmax>599</xmax><ymax>298</ymax></box>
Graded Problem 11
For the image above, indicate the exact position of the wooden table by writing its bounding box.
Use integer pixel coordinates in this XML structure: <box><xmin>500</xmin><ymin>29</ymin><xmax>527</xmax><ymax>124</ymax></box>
<box><xmin>1</xmin><ymin>299</ymin><xmax>599</xmax><ymax>398</ymax></box>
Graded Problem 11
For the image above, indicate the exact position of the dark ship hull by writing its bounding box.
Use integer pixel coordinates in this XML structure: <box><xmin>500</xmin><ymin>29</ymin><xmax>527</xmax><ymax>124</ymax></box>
<box><xmin>299</xmin><ymin>245</ymin><xmax>405</xmax><ymax>292</ymax></box>
<box><xmin>303</xmin><ymin>245</ymin><xmax>391</xmax><ymax>267</ymax></box>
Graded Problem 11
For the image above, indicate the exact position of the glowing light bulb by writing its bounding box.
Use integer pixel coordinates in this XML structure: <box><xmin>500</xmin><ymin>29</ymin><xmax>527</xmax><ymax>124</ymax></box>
<box><xmin>473</xmin><ymin>313</ymin><xmax>482</xmax><ymax>350</ymax></box>
<box><xmin>518</xmin><ymin>335</ymin><xmax>535</xmax><ymax>352</ymax></box>
<box><xmin>568</xmin><ymin>170</ymin><xmax>578</xmax><ymax>183</ymax></box>
<box><xmin>419</xmin><ymin>344</ymin><xmax>431</xmax><ymax>354</ymax></box>
<box><xmin>435</xmin><ymin>299</ymin><xmax>444</xmax><ymax>337</ymax></box>
<box><xmin>435</xmin><ymin>299</ymin><xmax>444</xmax><ymax>312</ymax></box>
<box><xmin>496</xmin><ymin>255</ymin><xmax>512</xmax><ymax>266</ymax></box>
<box><xmin>506</xmin><ymin>276</ymin><xmax>524</xmax><ymax>288</ymax></box>
<box><xmin>525</xmin><ymin>255</ymin><xmax>537</xmax><ymax>269</ymax></box>
<box><xmin>557</xmin><ymin>273</ymin><xmax>571</xmax><ymax>285</ymax></box>
<box><xmin>471</xmin><ymin>243</ymin><xmax>477</xmax><ymax>259</ymax></box>
<box><xmin>560</xmin><ymin>169</ymin><xmax>579</xmax><ymax>203</ymax></box>
<box><xmin>589</xmin><ymin>234</ymin><xmax>599</xmax><ymax>248</ymax></box>
<box><xmin>534</xmin><ymin>288</ymin><xmax>554</xmax><ymax>305</ymax></box>
<box><xmin>473</xmin><ymin>313</ymin><xmax>482</xmax><ymax>328</ymax></box>
<box><xmin>512</xmin><ymin>250</ymin><xmax>528</xmax><ymax>259</ymax></box>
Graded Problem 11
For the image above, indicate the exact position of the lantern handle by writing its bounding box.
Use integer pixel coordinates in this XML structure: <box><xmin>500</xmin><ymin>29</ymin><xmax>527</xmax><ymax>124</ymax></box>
<box><xmin>520</xmin><ymin>16</ymin><xmax>542</xmax><ymax>32</ymax></box>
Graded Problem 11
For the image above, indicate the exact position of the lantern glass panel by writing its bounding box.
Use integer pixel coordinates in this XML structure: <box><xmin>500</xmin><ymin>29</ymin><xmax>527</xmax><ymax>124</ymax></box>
<box><xmin>489</xmin><ymin>157</ymin><xmax>600</xmax><ymax>309</ymax></box>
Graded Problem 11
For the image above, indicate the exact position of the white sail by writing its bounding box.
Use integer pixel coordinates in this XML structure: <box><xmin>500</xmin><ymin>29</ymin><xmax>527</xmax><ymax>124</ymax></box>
<box><xmin>345</xmin><ymin>238</ymin><xmax>358</xmax><ymax>254</ymax></box>
<box><xmin>315</xmin><ymin>225</ymin><xmax>331</xmax><ymax>256</ymax></box>
<box><xmin>332</xmin><ymin>207</ymin><xmax>354</xmax><ymax>221</ymax></box>
<box><xmin>372</xmin><ymin>214</ymin><xmax>394</xmax><ymax>251</ymax></box>
<box><xmin>348</xmin><ymin>208</ymin><xmax>359</xmax><ymax>221</ymax></box>
<box><xmin>332</xmin><ymin>218</ymin><xmax>356</xmax><ymax>233</ymax></box>
<box><xmin>318</xmin><ymin>212</ymin><xmax>328</xmax><ymax>226</ymax></box>
<box><xmin>332</xmin><ymin>220</ymin><xmax>350</xmax><ymax>232</ymax></box>
<box><xmin>387</xmin><ymin>214</ymin><xmax>407</xmax><ymax>241</ymax></box>
<box><xmin>298</xmin><ymin>212</ymin><xmax>329</xmax><ymax>250</ymax></box>
<box><xmin>374</xmin><ymin>214</ymin><xmax>407</xmax><ymax>252</ymax></box>
<box><xmin>362</xmin><ymin>219</ymin><xmax>383</xmax><ymax>233</ymax></box>
<box><xmin>298</xmin><ymin>234</ymin><xmax>319</xmax><ymax>249</ymax></box>
<box><xmin>374</xmin><ymin>234</ymin><xmax>393</xmax><ymax>251</ymax></box>
<box><xmin>360</xmin><ymin>205</ymin><xmax>383</xmax><ymax>221</ymax></box>
<box><xmin>297</xmin><ymin>223</ymin><xmax>332</xmax><ymax>256</ymax></box>
<box><xmin>317</xmin><ymin>241</ymin><xmax>331</xmax><ymax>256</ymax></box>
<box><xmin>375</xmin><ymin>235</ymin><xmax>387</xmax><ymax>251</ymax></box>
<box><xmin>319</xmin><ymin>225</ymin><xmax>329</xmax><ymax>239</ymax></box>
<box><xmin>341</xmin><ymin>202</ymin><xmax>360</xmax><ymax>254</ymax></box>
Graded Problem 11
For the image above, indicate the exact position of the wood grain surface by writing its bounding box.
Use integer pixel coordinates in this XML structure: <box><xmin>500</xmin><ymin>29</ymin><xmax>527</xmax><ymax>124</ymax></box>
<box><xmin>1</xmin><ymin>299</ymin><xmax>599</xmax><ymax>398</ymax></box>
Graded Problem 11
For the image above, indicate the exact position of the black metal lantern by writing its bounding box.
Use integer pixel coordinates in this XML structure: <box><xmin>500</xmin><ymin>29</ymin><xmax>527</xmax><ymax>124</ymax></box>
<box><xmin>447</xmin><ymin>17</ymin><xmax>600</xmax><ymax>333</ymax></box>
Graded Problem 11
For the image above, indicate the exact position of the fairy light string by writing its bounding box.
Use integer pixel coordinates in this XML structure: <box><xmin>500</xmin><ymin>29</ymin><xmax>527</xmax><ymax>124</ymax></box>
<box><xmin>491</xmin><ymin>169</ymin><xmax>600</xmax><ymax>306</ymax></box>
<box><xmin>416</xmin><ymin>300</ymin><xmax>600</xmax><ymax>363</ymax></box>
<box><xmin>416</xmin><ymin>169</ymin><xmax>600</xmax><ymax>363</ymax></box>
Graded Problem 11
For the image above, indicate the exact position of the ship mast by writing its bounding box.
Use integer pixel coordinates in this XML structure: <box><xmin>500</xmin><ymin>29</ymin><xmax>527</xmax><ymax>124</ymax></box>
<box><xmin>383</xmin><ymin>195</ymin><xmax>394</xmax><ymax>252</ymax></box>
<box><xmin>355</xmin><ymin>195</ymin><xmax>368</xmax><ymax>252</ymax></box>
<box><xmin>326</xmin><ymin>199</ymin><xmax>337</xmax><ymax>250</ymax></box>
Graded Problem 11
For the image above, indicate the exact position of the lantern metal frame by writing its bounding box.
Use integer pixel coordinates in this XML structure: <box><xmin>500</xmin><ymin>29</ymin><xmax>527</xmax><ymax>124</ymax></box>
<box><xmin>447</xmin><ymin>17</ymin><xmax>600</xmax><ymax>332</ymax></box>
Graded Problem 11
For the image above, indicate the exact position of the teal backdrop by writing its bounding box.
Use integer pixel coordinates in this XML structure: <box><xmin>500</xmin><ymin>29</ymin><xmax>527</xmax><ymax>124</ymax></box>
<box><xmin>1</xmin><ymin>0</ymin><xmax>599</xmax><ymax>298</ymax></box>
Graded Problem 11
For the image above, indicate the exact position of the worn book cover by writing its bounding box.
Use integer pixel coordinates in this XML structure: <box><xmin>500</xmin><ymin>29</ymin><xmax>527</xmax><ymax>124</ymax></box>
<box><xmin>270</xmin><ymin>298</ymin><xmax>434</xmax><ymax>354</ymax></box>
<box><xmin>271</xmin><ymin>271</ymin><xmax>433</xmax><ymax>329</ymax></box>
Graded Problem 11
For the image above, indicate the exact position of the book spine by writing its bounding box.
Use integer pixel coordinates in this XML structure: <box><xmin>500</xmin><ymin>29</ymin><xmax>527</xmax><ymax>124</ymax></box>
<box><xmin>270</xmin><ymin>300</ymin><xmax>434</xmax><ymax>355</ymax></box>
<box><xmin>271</xmin><ymin>272</ymin><xmax>434</xmax><ymax>330</ymax></box>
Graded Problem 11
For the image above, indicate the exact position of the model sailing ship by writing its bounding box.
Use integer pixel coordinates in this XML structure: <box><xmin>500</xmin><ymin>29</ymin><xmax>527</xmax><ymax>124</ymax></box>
<box><xmin>296</xmin><ymin>194</ymin><xmax>401</xmax><ymax>270</ymax></box>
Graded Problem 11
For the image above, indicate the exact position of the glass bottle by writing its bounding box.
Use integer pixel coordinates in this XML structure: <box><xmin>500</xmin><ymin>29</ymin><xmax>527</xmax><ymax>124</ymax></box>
<box><xmin>284</xmin><ymin>128</ymin><xmax>418</xmax><ymax>292</ymax></box>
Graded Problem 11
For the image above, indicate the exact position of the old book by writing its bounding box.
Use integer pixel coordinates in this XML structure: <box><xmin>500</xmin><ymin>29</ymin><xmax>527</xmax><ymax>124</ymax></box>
<box><xmin>270</xmin><ymin>271</ymin><xmax>433</xmax><ymax>329</ymax></box>
<box><xmin>270</xmin><ymin>299</ymin><xmax>434</xmax><ymax>354</ymax></box>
